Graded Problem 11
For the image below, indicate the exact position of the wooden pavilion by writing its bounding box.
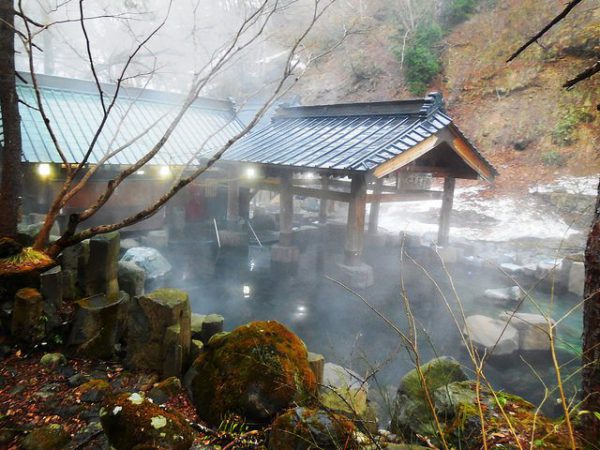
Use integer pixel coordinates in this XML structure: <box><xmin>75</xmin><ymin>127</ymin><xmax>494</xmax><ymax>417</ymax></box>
<box><xmin>221</xmin><ymin>93</ymin><xmax>497</xmax><ymax>286</ymax></box>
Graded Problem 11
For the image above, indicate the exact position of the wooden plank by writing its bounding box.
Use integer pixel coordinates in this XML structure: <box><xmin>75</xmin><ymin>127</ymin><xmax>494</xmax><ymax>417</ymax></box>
<box><xmin>438</xmin><ymin>177</ymin><xmax>455</xmax><ymax>246</ymax></box>
<box><xmin>399</xmin><ymin>165</ymin><xmax>478</xmax><ymax>179</ymax></box>
<box><xmin>345</xmin><ymin>174</ymin><xmax>367</xmax><ymax>266</ymax></box>
<box><xmin>292</xmin><ymin>186</ymin><xmax>351</xmax><ymax>202</ymax></box>
<box><xmin>366</xmin><ymin>190</ymin><xmax>443</xmax><ymax>203</ymax></box>
<box><xmin>450</xmin><ymin>133</ymin><xmax>494</xmax><ymax>181</ymax></box>
<box><xmin>373</xmin><ymin>134</ymin><xmax>440</xmax><ymax>178</ymax></box>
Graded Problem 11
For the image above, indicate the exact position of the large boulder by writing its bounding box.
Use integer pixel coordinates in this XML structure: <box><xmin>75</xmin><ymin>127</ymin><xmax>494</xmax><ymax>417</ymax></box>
<box><xmin>126</xmin><ymin>288</ymin><xmax>191</xmax><ymax>377</ymax></box>
<box><xmin>320</xmin><ymin>363</ymin><xmax>376</xmax><ymax>433</ymax></box>
<box><xmin>186</xmin><ymin>320</ymin><xmax>316</xmax><ymax>425</ymax></box>
<box><xmin>85</xmin><ymin>232</ymin><xmax>120</xmax><ymax>296</ymax></box>
<box><xmin>499</xmin><ymin>312</ymin><xmax>555</xmax><ymax>351</ymax></box>
<box><xmin>431</xmin><ymin>381</ymin><xmax>575</xmax><ymax>449</ymax></box>
<box><xmin>391</xmin><ymin>357</ymin><xmax>467</xmax><ymax>438</ymax></box>
<box><xmin>20</xmin><ymin>424</ymin><xmax>69</xmax><ymax>450</ymax></box>
<box><xmin>67</xmin><ymin>292</ymin><xmax>129</xmax><ymax>359</ymax></box>
<box><xmin>269</xmin><ymin>407</ymin><xmax>359</xmax><ymax>450</ymax></box>
<box><xmin>463</xmin><ymin>315</ymin><xmax>519</xmax><ymax>356</ymax></box>
<box><xmin>100</xmin><ymin>392</ymin><xmax>194</xmax><ymax>450</ymax></box>
<box><xmin>117</xmin><ymin>261</ymin><xmax>146</xmax><ymax>298</ymax></box>
<box><xmin>121</xmin><ymin>247</ymin><xmax>172</xmax><ymax>280</ymax></box>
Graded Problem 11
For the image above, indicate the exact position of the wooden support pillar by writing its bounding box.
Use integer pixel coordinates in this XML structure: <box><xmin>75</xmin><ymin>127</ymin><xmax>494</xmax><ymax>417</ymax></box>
<box><xmin>344</xmin><ymin>174</ymin><xmax>367</xmax><ymax>266</ymax></box>
<box><xmin>226</xmin><ymin>177</ymin><xmax>239</xmax><ymax>225</ymax></box>
<box><xmin>239</xmin><ymin>187</ymin><xmax>250</xmax><ymax>222</ymax></box>
<box><xmin>438</xmin><ymin>177</ymin><xmax>456</xmax><ymax>246</ymax></box>
<box><xmin>368</xmin><ymin>178</ymin><xmax>383</xmax><ymax>235</ymax></box>
<box><xmin>279</xmin><ymin>172</ymin><xmax>294</xmax><ymax>247</ymax></box>
<box><xmin>319</xmin><ymin>175</ymin><xmax>329</xmax><ymax>224</ymax></box>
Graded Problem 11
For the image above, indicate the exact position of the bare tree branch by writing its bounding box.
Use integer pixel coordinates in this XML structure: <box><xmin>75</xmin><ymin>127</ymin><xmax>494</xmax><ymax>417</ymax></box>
<box><xmin>563</xmin><ymin>60</ymin><xmax>600</xmax><ymax>90</ymax></box>
<box><xmin>506</xmin><ymin>0</ymin><xmax>585</xmax><ymax>62</ymax></box>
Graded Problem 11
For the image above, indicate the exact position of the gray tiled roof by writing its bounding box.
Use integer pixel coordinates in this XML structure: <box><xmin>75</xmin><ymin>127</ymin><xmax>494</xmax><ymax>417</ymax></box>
<box><xmin>224</xmin><ymin>93</ymin><xmax>495</xmax><ymax>177</ymax></box>
<box><xmin>10</xmin><ymin>73</ymin><xmax>244</xmax><ymax>166</ymax></box>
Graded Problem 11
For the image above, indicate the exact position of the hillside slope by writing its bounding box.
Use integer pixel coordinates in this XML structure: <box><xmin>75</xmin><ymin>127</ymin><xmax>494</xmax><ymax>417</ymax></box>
<box><xmin>294</xmin><ymin>0</ymin><xmax>599</xmax><ymax>196</ymax></box>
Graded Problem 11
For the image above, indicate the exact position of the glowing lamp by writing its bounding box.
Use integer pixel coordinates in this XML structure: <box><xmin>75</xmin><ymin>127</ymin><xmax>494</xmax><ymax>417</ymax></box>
<box><xmin>245</xmin><ymin>167</ymin><xmax>257</xmax><ymax>179</ymax></box>
<box><xmin>37</xmin><ymin>163</ymin><xmax>51</xmax><ymax>178</ymax></box>
<box><xmin>136</xmin><ymin>170</ymin><xmax>145</xmax><ymax>175</ymax></box>
<box><xmin>159</xmin><ymin>166</ymin><xmax>171</xmax><ymax>178</ymax></box>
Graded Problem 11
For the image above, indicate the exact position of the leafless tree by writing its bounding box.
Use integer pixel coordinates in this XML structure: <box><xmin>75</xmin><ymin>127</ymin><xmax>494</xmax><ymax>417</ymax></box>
<box><xmin>508</xmin><ymin>0</ymin><xmax>599</xmax><ymax>445</ymax></box>
<box><xmin>1</xmin><ymin>0</ymin><xmax>339</xmax><ymax>258</ymax></box>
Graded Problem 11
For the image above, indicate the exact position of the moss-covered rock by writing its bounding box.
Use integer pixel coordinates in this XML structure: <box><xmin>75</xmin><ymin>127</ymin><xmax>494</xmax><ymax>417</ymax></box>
<box><xmin>149</xmin><ymin>376</ymin><xmax>182</xmax><ymax>405</ymax></box>
<box><xmin>100</xmin><ymin>392</ymin><xmax>194</xmax><ymax>450</ymax></box>
<box><xmin>320</xmin><ymin>362</ymin><xmax>377</xmax><ymax>433</ymax></box>
<box><xmin>187</xmin><ymin>320</ymin><xmax>316</xmax><ymax>425</ymax></box>
<box><xmin>391</xmin><ymin>356</ymin><xmax>467</xmax><ymax>438</ymax></box>
<box><xmin>39</xmin><ymin>352</ymin><xmax>67</xmax><ymax>369</ymax></box>
<box><xmin>77</xmin><ymin>378</ymin><xmax>111</xmax><ymax>403</ymax></box>
<box><xmin>21</xmin><ymin>424</ymin><xmax>69</xmax><ymax>450</ymax></box>
<box><xmin>269</xmin><ymin>407</ymin><xmax>358</xmax><ymax>450</ymax></box>
<box><xmin>434</xmin><ymin>381</ymin><xmax>579</xmax><ymax>449</ymax></box>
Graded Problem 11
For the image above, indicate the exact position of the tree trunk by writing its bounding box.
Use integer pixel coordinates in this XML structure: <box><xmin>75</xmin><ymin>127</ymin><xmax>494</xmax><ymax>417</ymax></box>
<box><xmin>582</xmin><ymin>177</ymin><xmax>600</xmax><ymax>445</ymax></box>
<box><xmin>0</xmin><ymin>2</ymin><xmax>22</xmax><ymax>238</ymax></box>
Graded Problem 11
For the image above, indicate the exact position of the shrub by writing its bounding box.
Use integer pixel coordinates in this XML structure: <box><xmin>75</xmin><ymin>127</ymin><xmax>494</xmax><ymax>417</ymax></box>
<box><xmin>445</xmin><ymin>0</ymin><xmax>478</xmax><ymax>25</ymax></box>
<box><xmin>551</xmin><ymin>107</ymin><xmax>594</xmax><ymax>146</ymax></box>
<box><xmin>541</xmin><ymin>150</ymin><xmax>566</xmax><ymax>167</ymax></box>
<box><xmin>402</xmin><ymin>22</ymin><xmax>443</xmax><ymax>95</ymax></box>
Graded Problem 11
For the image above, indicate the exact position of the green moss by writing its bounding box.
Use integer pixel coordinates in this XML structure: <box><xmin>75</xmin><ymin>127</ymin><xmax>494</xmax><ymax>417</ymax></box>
<box><xmin>147</xmin><ymin>288</ymin><xmax>189</xmax><ymax>307</ymax></box>
<box><xmin>401</xmin><ymin>358</ymin><xmax>467</xmax><ymax>400</ymax></box>
<box><xmin>189</xmin><ymin>321</ymin><xmax>316</xmax><ymax>425</ymax></box>
<box><xmin>0</xmin><ymin>247</ymin><xmax>54</xmax><ymax>277</ymax></box>
<box><xmin>78</xmin><ymin>379</ymin><xmax>110</xmax><ymax>394</ymax></box>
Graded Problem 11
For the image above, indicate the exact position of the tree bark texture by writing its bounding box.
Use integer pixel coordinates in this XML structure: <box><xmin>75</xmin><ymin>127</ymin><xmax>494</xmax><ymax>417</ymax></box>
<box><xmin>582</xmin><ymin>178</ymin><xmax>600</xmax><ymax>445</ymax></box>
<box><xmin>0</xmin><ymin>2</ymin><xmax>22</xmax><ymax>238</ymax></box>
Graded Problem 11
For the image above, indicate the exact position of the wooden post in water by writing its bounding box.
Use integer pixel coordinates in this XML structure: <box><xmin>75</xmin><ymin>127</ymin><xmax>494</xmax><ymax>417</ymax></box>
<box><xmin>226</xmin><ymin>172</ymin><xmax>239</xmax><ymax>226</ymax></box>
<box><xmin>279</xmin><ymin>172</ymin><xmax>294</xmax><ymax>247</ymax></box>
<box><xmin>438</xmin><ymin>177</ymin><xmax>455</xmax><ymax>246</ymax></box>
<box><xmin>319</xmin><ymin>175</ymin><xmax>329</xmax><ymax>224</ymax></box>
<box><xmin>368</xmin><ymin>177</ymin><xmax>383</xmax><ymax>235</ymax></box>
<box><xmin>344</xmin><ymin>174</ymin><xmax>367</xmax><ymax>266</ymax></box>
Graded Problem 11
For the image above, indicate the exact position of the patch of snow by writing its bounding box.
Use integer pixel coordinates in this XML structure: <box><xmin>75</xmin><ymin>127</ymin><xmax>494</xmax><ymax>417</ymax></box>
<box><xmin>529</xmin><ymin>176</ymin><xmax>597</xmax><ymax>196</ymax></box>
<box><xmin>377</xmin><ymin>185</ymin><xmax>580</xmax><ymax>243</ymax></box>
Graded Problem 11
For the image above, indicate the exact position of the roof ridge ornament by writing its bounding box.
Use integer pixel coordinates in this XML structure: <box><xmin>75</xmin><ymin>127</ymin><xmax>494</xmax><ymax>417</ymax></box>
<box><xmin>419</xmin><ymin>92</ymin><xmax>445</xmax><ymax>117</ymax></box>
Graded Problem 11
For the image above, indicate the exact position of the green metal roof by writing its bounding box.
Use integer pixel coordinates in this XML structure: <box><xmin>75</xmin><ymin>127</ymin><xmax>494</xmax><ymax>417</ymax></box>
<box><xmin>10</xmin><ymin>72</ymin><xmax>244</xmax><ymax>166</ymax></box>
